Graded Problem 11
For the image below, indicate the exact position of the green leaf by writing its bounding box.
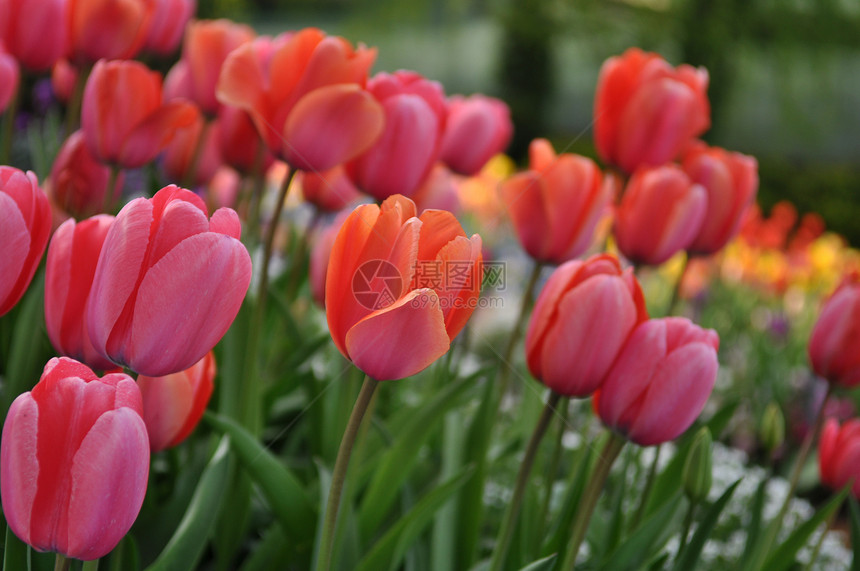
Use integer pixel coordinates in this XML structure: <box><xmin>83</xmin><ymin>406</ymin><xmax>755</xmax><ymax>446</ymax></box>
<box><xmin>705</xmin><ymin>400</ymin><xmax>740</xmax><ymax>440</ymax></box>
<box><xmin>517</xmin><ymin>554</ymin><xmax>557</xmax><ymax>571</ymax></box>
<box><xmin>542</xmin><ymin>441</ymin><xmax>595</xmax><ymax>557</ymax></box>
<box><xmin>357</xmin><ymin>376</ymin><xmax>472</xmax><ymax>539</ymax></box>
<box><xmin>355</xmin><ymin>467</ymin><xmax>474</xmax><ymax>571</ymax></box>
<box><xmin>762</xmin><ymin>485</ymin><xmax>849</xmax><ymax>571</ymax></box>
<box><xmin>239</xmin><ymin>523</ymin><xmax>288</xmax><ymax>571</ymax></box>
<box><xmin>203</xmin><ymin>411</ymin><xmax>316</xmax><ymax>541</ymax></box>
<box><xmin>601</xmin><ymin>492</ymin><xmax>682</xmax><ymax>571</ymax></box>
<box><xmin>671</xmin><ymin>479</ymin><xmax>741</xmax><ymax>571</ymax></box>
<box><xmin>739</xmin><ymin>478</ymin><xmax>768</xmax><ymax>569</ymax></box>
<box><xmin>849</xmin><ymin>497</ymin><xmax>860</xmax><ymax>571</ymax></box>
<box><xmin>107</xmin><ymin>535</ymin><xmax>140</xmax><ymax>571</ymax></box>
<box><xmin>3</xmin><ymin>525</ymin><xmax>28</xmax><ymax>571</ymax></box>
<box><xmin>145</xmin><ymin>436</ymin><xmax>231</xmax><ymax>571</ymax></box>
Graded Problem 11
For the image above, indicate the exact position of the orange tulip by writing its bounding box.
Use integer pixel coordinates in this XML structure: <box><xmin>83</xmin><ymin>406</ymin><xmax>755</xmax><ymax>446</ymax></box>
<box><xmin>68</xmin><ymin>0</ymin><xmax>155</xmax><ymax>64</ymax></box>
<box><xmin>216</xmin><ymin>28</ymin><xmax>384</xmax><ymax>172</ymax></box>
<box><xmin>326</xmin><ymin>195</ymin><xmax>482</xmax><ymax>380</ymax></box>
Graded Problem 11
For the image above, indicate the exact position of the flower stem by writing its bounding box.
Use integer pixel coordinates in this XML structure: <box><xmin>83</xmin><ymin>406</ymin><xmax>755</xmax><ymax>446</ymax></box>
<box><xmin>665</xmin><ymin>254</ymin><xmax>689</xmax><ymax>316</ymax></box>
<box><xmin>82</xmin><ymin>558</ymin><xmax>100</xmax><ymax>571</ymax></box>
<box><xmin>630</xmin><ymin>444</ymin><xmax>662</xmax><ymax>528</ymax></box>
<box><xmin>103</xmin><ymin>164</ymin><xmax>120</xmax><ymax>214</ymax></box>
<box><xmin>498</xmin><ymin>261</ymin><xmax>543</xmax><ymax>396</ymax></box>
<box><xmin>489</xmin><ymin>390</ymin><xmax>562</xmax><ymax>571</ymax></box>
<box><xmin>0</xmin><ymin>80</ymin><xmax>19</xmax><ymax>165</ymax></box>
<box><xmin>675</xmin><ymin>499</ymin><xmax>697</xmax><ymax>564</ymax></box>
<box><xmin>537</xmin><ymin>397</ymin><xmax>569</xmax><ymax>536</ymax></box>
<box><xmin>54</xmin><ymin>554</ymin><xmax>70</xmax><ymax>571</ymax></box>
<box><xmin>317</xmin><ymin>374</ymin><xmax>380</xmax><ymax>571</ymax></box>
<box><xmin>559</xmin><ymin>431</ymin><xmax>626</xmax><ymax>571</ymax></box>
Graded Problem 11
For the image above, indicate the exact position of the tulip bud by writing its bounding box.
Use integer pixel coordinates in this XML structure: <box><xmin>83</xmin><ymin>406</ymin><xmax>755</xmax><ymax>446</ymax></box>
<box><xmin>682</xmin><ymin>427</ymin><xmax>713</xmax><ymax>502</ymax></box>
<box><xmin>760</xmin><ymin>402</ymin><xmax>785</xmax><ymax>454</ymax></box>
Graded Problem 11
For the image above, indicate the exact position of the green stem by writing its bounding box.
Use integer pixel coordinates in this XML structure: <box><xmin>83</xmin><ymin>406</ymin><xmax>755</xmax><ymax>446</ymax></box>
<box><xmin>181</xmin><ymin>118</ymin><xmax>210</xmax><ymax>190</ymax></box>
<box><xmin>65</xmin><ymin>63</ymin><xmax>91</xmax><ymax>134</ymax></box>
<box><xmin>559</xmin><ymin>431</ymin><xmax>626</xmax><ymax>571</ymax></box>
<box><xmin>498</xmin><ymin>261</ymin><xmax>543</xmax><ymax>396</ymax></box>
<box><xmin>83</xmin><ymin>557</ymin><xmax>100</xmax><ymax>571</ymax></box>
<box><xmin>245</xmin><ymin>136</ymin><xmax>268</xmax><ymax>247</ymax></box>
<box><xmin>489</xmin><ymin>391</ymin><xmax>563</xmax><ymax>571</ymax></box>
<box><xmin>537</xmin><ymin>397</ymin><xmax>569</xmax><ymax>536</ymax></box>
<box><xmin>665</xmin><ymin>254</ymin><xmax>690</xmax><ymax>317</ymax></box>
<box><xmin>103</xmin><ymin>164</ymin><xmax>120</xmax><ymax>214</ymax></box>
<box><xmin>752</xmin><ymin>385</ymin><xmax>833</xmax><ymax>569</ymax></box>
<box><xmin>631</xmin><ymin>444</ymin><xmax>662</xmax><ymax>528</ymax></box>
<box><xmin>54</xmin><ymin>554</ymin><xmax>71</xmax><ymax>571</ymax></box>
<box><xmin>675</xmin><ymin>500</ymin><xmax>697</xmax><ymax>563</ymax></box>
<box><xmin>0</xmin><ymin>80</ymin><xmax>19</xmax><ymax>165</ymax></box>
<box><xmin>316</xmin><ymin>375</ymin><xmax>380</xmax><ymax>571</ymax></box>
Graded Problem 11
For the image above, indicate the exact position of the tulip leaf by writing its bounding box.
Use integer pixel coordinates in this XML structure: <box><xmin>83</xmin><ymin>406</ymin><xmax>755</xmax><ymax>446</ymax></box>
<box><xmin>145</xmin><ymin>436</ymin><xmax>231</xmax><ymax>571</ymax></box>
<box><xmin>600</xmin><ymin>491</ymin><xmax>682</xmax><ymax>571</ymax></box>
<box><xmin>761</xmin><ymin>485</ymin><xmax>849</xmax><ymax>571</ymax></box>
<box><xmin>517</xmin><ymin>554</ymin><xmax>557</xmax><ymax>571</ymax></box>
<box><xmin>671</xmin><ymin>479</ymin><xmax>741</xmax><ymax>571</ymax></box>
<box><xmin>849</xmin><ymin>497</ymin><xmax>860</xmax><ymax>571</ymax></box>
<box><xmin>107</xmin><ymin>535</ymin><xmax>140</xmax><ymax>571</ymax></box>
<box><xmin>2</xmin><ymin>526</ymin><xmax>28</xmax><ymax>571</ymax></box>
<box><xmin>739</xmin><ymin>478</ymin><xmax>768</xmax><ymax>569</ymax></box>
<box><xmin>542</xmin><ymin>439</ymin><xmax>595</xmax><ymax>557</ymax></box>
<box><xmin>203</xmin><ymin>411</ymin><xmax>316</xmax><ymax>542</ymax></box>
<box><xmin>354</xmin><ymin>467</ymin><xmax>474</xmax><ymax>571</ymax></box>
<box><xmin>238</xmin><ymin>523</ymin><xmax>288</xmax><ymax>571</ymax></box>
<box><xmin>357</xmin><ymin>375</ymin><xmax>472</xmax><ymax>540</ymax></box>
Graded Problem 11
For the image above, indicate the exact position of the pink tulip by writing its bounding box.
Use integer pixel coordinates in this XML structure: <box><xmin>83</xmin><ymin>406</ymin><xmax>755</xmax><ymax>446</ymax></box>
<box><xmin>326</xmin><ymin>195</ymin><xmax>482</xmax><ymax>380</ymax></box>
<box><xmin>614</xmin><ymin>165</ymin><xmax>707</xmax><ymax>266</ymax></box>
<box><xmin>0</xmin><ymin>0</ymin><xmax>67</xmax><ymax>71</ymax></box>
<box><xmin>216</xmin><ymin>105</ymin><xmax>274</xmax><ymax>174</ymax></box>
<box><xmin>161</xmin><ymin>113</ymin><xmax>223</xmax><ymax>186</ymax></box>
<box><xmin>217</xmin><ymin>28</ymin><xmax>384</xmax><ymax>172</ymax></box>
<box><xmin>1</xmin><ymin>357</ymin><xmax>149</xmax><ymax>560</ymax></box>
<box><xmin>439</xmin><ymin>94</ymin><xmax>513</xmax><ymax>176</ymax></box>
<box><xmin>594</xmin><ymin>47</ymin><xmax>710</xmax><ymax>174</ymax></box>
<box><xmin>500</xmin><ymin>138</ymin><xmax>613</xmax><ymax>264</ymax></box>
<box><xmin>68</xmin><ymin>0</ymin><xmax>155</xmax><ymax>63</ymax></box>
<box><xmin>44</xmin><ymin>215</ymin><xmax>116</xmax><ymax>371</ymax></box>
<box><xmin>299</xmin><ymin>165</ymin><xmax>361</xmax><ymax>213</ymax></box>
<box><xmin>411</xmin><ymin>163</ymin><xmax>461</xmax><ymax>215</ymax></box>
<box><xmin>525</xmin><ymin>254</ymin><xmax>648</xmax><ymax>397</ymax></box>
<box><xmin>809</xmin><ymin>279</ymin><xmax>860</xmax><ymax>388</ymax></box>
<box><xmin>346</xmin><ymin>70</ymin><xmax>448</xmax><ymax>201</ymax></box>
<box><xmin>82</xmin><ymin>59</ymin><xmax>198</xmax><ymax>169</ymax></box>
<box><xmin>0</xmin><ymin>42</ymin><xmax>19</xmax><ymax>113</ymax></box>
<box><xmin>597</xmin><ymin>317</ymin><xmax>719</xmax><ymax>446</ymax></box>
<box><xmin>50</xmin><ymin>130</ymin><xmax>124</xmax><ymax>218</ymax></box>
<box><xmin>51</xmin><ymin>59</ymin><xmax>77</xmax><ymax>104</ymax></box>
<box><xmin>0</xmin><ymin>167</ymin><xmax>51</xmax><ymax>316</ymax></box>
<box><xmin>138</xmin><ymin>351</ymin><xmax>215</xmax><ymax>452</ymax></box>
<box><xmin>144</xmin><ymin>0</ymin><xmax>196</xmax><ymax>56</ymax></box>
<box><xmin>86</xmin><ymin>185</ymin><xmax>252</xmax><ymax>376</ymax></box>
<box><xmin>682</xmin><ymin>140</ymin><xmax>759</xmax><ymax>256</ymax></box>
<box><xmin>309</xmin><ymin>210</ymin><xmax>350</xmax><ymax>307</ymax></box>
<box><xmin>819</xmin><ymin>418</ymin><xmax>860</xmax><ymax>498</ymax></box>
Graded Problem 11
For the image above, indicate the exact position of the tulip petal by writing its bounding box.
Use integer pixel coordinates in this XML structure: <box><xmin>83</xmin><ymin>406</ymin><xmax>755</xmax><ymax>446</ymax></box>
<box><xmin>148</xmin><ymin>198</ymin><xmax>210</xmax><ymax>267</ymax></box>
<box><xmin>209</xmin><ymin>208</ymin><xmax>242</xmax><ymax>239</ymax></box>
<box><xmin>128</xmin><ymin>233</ymin><xmax>251</xmax><ymax>376</ymax></box>
<box><xmin>66</xmin><ymin>408</ymin><xmax>149</xmax><ymax>560</ymax></box>
<box><xmin>345</xmin><ymin>289</ymin><xmax>450</xmax><ymax>380</ymax></box>
<box><xmin>139</xmin><ymin>374</ymin><xmax>193</xmax><ymax>452</ymax></box>
<box><xmin>499</xmin><ymin>172</ymin><xmax>550</xmax><ymax>261</ymax></box>
<box><xmin>0</xmin><ymin>192</ymin><xmax>30</xmax><ymax>308</ymax></box>
<box><xmin>1</xmin><ymin>394</ymin><xmax>40</xmax><ymax>546</ymax></box>
<box><xmin>416</xmin><ymin>209</ymin><xmax>466</xmax><ymax>262</ymax></box>
<box><xmin>434</xmin><ymin>234</ymin><xmax>482</xmax><ymax>340</ymax></box>
<box><xmin>119</xmin><ymin>101</ymin><xmax>200</xmax><ymax>168</ymax></box>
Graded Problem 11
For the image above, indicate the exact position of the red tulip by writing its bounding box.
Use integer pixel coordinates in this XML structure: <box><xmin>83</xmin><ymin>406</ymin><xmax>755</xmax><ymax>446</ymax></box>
<box><xmin>819</xmin><ymin>418</ymin><xmax>860</xmax><ymax>498</ymax></box>
<box><xmin>216</xmin><ymin>105</ymin><xmax>274</xmax><ymax>174</ymax></box>
<box><xmin>51</xmin><ymin>59</ymin><xmax>77</xmax><ymax>104</ymax></box>
<box><xmin>0</xmin><ymin>0</ymin><xmax>67</xmax><ymax>71</ymax></box>
<box><xmin>682</xmin><ymin>141</ymin><xmax>759</xmax><ymax>256</ymax></box>
<box><xmin>138</xmin><ymin>351</ymin><xmax>215</xmax><ymax>452</ymax></box>
<box><xmin>144</xmin><ymin>0</ymin><xmax>195</xmax><ymax>56</ymax></box>
<box><xmin>500</xmin><ymin>138</ymin><xmax>613</xmax><ymax>264</ymax></box>
<box><xmin>45</xmin><ymin>215</ymin><xmax>116</xmax><ymax>371</ymax></box>
<box><xmin>68</xmin><ymin>0</ymin><xmax>155</xmax><ymax>63</ymax></box>
<box><xmin>525</xmin><ymin>254</ymin><xmax>647</xmax><ymax>397</ymax></box>
<box><xmin>597</xmin><ymin>317</ymin><xmax>719</xmax><ymax>446</ymax></box>
<box><xmin>809</xmin><ymin>279</ymin><xmax>860</xmax><ymax>388</ymax></box>
<box><xmin>346</xmin><ymin>70</ymin><xmax>447</xmax><ymax>201</ymax></box>
<box><xmin>326</xmin><ymin>195</ymin><xmax>482</xmax><ymax>380</ymax></box>
<box><xmin>0</xmin><ymin>167</ymin><xmax>51</xmax><ymax>317</ymax></box>
<box><xmin>86</xmin><ymin>185</ymin><xmax>252</xmax><ymax>376</ymax></box>
<box><xmin>161</xmin><ymin>113</ymin><xmax>223</xmax><ymax>186</ymax></box>
<box><xmin>217</xmin><ymin>28</ymin><xmax>384</xmax><ymax>172</ymax></box>
<box><xmin>1</xmin><ymin>357</ymin><xmax>149</xmax><ymax>560</ymax></box>
<box><xmin>594</xmin><ymin>48</ymin><xmax>710</xmax><ymax>174</ymax></box>
<box><xmin>299</xmin><ymin>165</ymin><xmax>361</xmax><ymax>213</ymax></box>
<box><xmin>81</xmin><ymin>59</ymin><xmax>198</xmax><ymax>169</ymax></box>
<box><xmin>0</xmin><ymin>42</ymin><xmax>19</xmax><ymax>113</ymax></box>
<box><xmin>614</xmin><ymin>165</ymin><xmax>706</xmax><ymax>266</ymax></box>
<box><xmin>439</xmin><ymin>94</ymin><xmax>513</xmax><ymax>176</ymax></box>
<box><xmin>50</xmin><ymin>130</ymin><xmax>124</xmax><ymax>218</ymax></box>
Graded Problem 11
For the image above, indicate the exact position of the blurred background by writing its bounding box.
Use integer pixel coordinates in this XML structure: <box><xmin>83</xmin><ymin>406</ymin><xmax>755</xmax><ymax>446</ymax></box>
<box><xmin>201</xmin><ymin>0</ymin><xmax>860</xmax><ymax>244</ymax></box>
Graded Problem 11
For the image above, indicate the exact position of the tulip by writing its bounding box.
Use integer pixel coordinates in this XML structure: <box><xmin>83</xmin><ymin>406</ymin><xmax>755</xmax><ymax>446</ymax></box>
<box><xmin>0</xmin><ymin>357</ymin><xmax>149</xmax><ymax>560</ymax></box>
<box><xmin>217</xmin><ymin>105</ymin><xmax>274</xmax><ymax>174</ymax></box>
<box><xmin>161</xmin><ymin>113</ymin><xmax>223</xmax><ymax>186</ymax></box>
<box><xmin>346</xmin><ymin>70</ymin><xmax>447</xmax><ymax>201</ymax></box>
<box><xmin>0</xmin><ymin>167</ymin><xmax>51</xmax><ymax>316</ymax></box>
<box><xmin>525</xmin><ymin>254</ymin><xmax>647</xmax><ymax>397</ymax></box>
<box><xmin>309</xmin><ymin>211</ymin><xmax>350</xmax><ymax>307</ymax></box>
<box><xmin>682</xmin><ymin>141</ymin><xmax>759</xmax><ymax>256</ymax></box>
<box><xmin>0</xmin><ymin>42</ymin><xmax>19</xmax><ymax>113</ymax></box>
<box><xmin>613</xmin><ymin>165</ymin><xmax>707</xmax><ymax>266</ymax></box>
<box><xmin>51</xmin><ymin>59</ymin><xmax>77</xmax><ymax>104</ymax></box>
<box><xmin>0</xmin><ymin>0</ymin><xmax>67</xmax><ymax>71</ymax></box>
<box><xmin>68</xmin><ymin>0</ymin><xmax>155</xmax><ymax>63</ymax></box>
<box><xmin>594</xmin><ymin>47</ymin><xmax>710</xmax><ymax>174</ymax></box>
<box><xmin>500</xmin><ymin>138</ymin><xmax>613</xmax><ymax>264</ymax></box>
<box><xmin>819</xmin><ymin>418</ymin><xmax>860</xmax><ymax>498</ymax></box>
<box><xmin>439</xmin><ymin>94</ymin><xmax>513</xmax><ymax>176</ymax></box>
<box><xmin>87</xmin><ymin>185</ymin><xmax>252</xmax><ymax>376</ymax></box>
<box><xmin>144</xmin><ymin>0</ymin><xmax>196</xmax><ymax>56</ymax></box>
<box><xmin>49</xmin><ymin>130</ymin><xmax>124</xmax><ymax>218</ymax></box>
<box><xmin>138</xmin><ymin>351</ymin><xmax>215</xmax><ymax>452</ymax></box>
<box><xmin>217</xmin><ymin>28</ymin><xmax>384</xmax><ymax>172</ymax></box>
<box><xmin>809</xmin><ymin>279</ymin><xmax>860</xmax><ymax>388</ymax></box>
<box><xmin>326</xmin><ymin>195</ymin><xmax>482</xmax><ymax>380</ymax></box>
<box><xmin>44</xmin><ymin>215</ymin><xmax>116</xmax><ymax>370</ymax></box>
<box><xmin>411</xmin><ymin>163</ymin><xmax>461</xmax><ymax>214</ymax></box>
<box><xmin>597</xmin><ymin>317</ymin><xmax>719</xmax><ymax>446</ymax></box>
<box><xmin>81</xmin><ymin>59</ymin><xmax>198</xmax><ymax>169</ymax></box>
<box><xmin>299</xmin><ymin>165</ymin><xmax>361</xmax><ymax>213</ymax></box>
